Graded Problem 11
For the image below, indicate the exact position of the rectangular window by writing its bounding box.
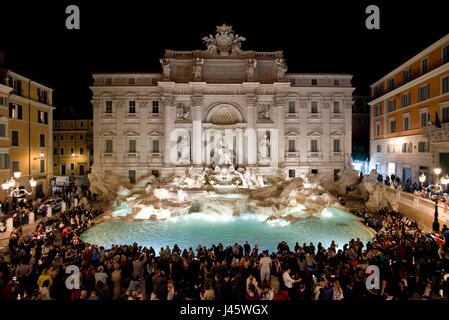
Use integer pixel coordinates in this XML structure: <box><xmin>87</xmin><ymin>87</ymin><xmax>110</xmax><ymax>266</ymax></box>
<box><xmin>11</xmin><ymin>130</ymin><xmax>19</xmax><ymax>146</ymax></box>
<box><xmin>70</xmin><ymin>163</ymin><xmax>74</xmax><ymax>171</ymax></box>
<box><xmin>311</xmin><ymin>79</ymin><xmax>317</xmax><ymax>85</ymax></box>
<box><xmin>418</xmin><ymin>84</ymin><xmax>429</xmax><ymax>102</ymax></box>
<box><xmin>422</xmin><ymin>57</ymin><xmax>429</xmax><ymax>73</ymax></box>
<box><xmin>60</xmin><ymin>148</ymin><xmax>64</xmax><ymax>155</ymax></box>
<box><xmin>390</xmin><ymin>119</ymin><xmax>396</xmax><ymax>133</ymax></box>
<box><xmin>40</xmin><ymin>159</ymin><xmax>45</xmax><ymax>173</ymax></box>
<box><xmin>443</xmin><ymin>107</ymin><xmax>449</xmax><ymax>123</ymax></box>
<box><xmin>376</xmin><ymin>123</ymin><xmax>381</xmax><ymax>136</ymax></box>
<box><xmin>288</xmin><ymin>140</ymin><xmax>295</xmax><ymax>152</ymax></box>
<box><xmin>418</xmin><ymin>141</ymin><xmax>428</xmax><ymax>152</ymax></box>
<box><xmin>129</xmin><ymin>100</ymin><xmax>136</xmax><ymax>113</ymax></box>
<box><xmin>152</xmin><ymin>140</ymin><xmax>159</xmax><ymax>152</ymax></box>
<box><xmin>0</xmin><ymin>154</ymin><xmax>10</xmax><ymax>170</ymax></box>
<box><xmin>9</xmin><ymin>103</ymin><xmax>22</xmax><ymax>119</ymax></box>
<box><xmin>105</xmin><ymin>140</ymin><xmax>113</xmax><ymax>153</ymax></box>
<box><xmin>79</xmin><ymin>135</ymin><xmax>83</xmax><ymax>140</ymax></box>
<box><xmin>152</xmin><ymin>101</ymin><xmax>159</xmax><ymax>114</ymax></box>
<box><xmin>289</xmin><ymin>79</ymin><xmax>296</xmax><ymax>86</ymax></box>
<box><xmin>80</xmin><ymin>147</ymin><xmax>84</xmax><ymax>155</ymax></box>
<box><xmin>129</xmin><ymin>170</ymin><xmax>136</xmax><ymax>184</ymax></box>
<box><xmin>404</xmin><ymin>117</ymin><xmax>410</xmax><ymax>131</ymax></box>
<box><xmin>311</xmin><ymin>101</ymin><xmax>318</xmax><ymax>113</ymax></box>
<box><xmin>70</xmin><ymin>135</ymin><xmax>74</xmax><ymax>140</ymax></box>
<box><xmin>70</xmin><ymin>121</ymin><xmax>74</xmax><ymax>128</ymax></box>
<box><xmin>333</xmin><ymin>101</ymin><xmax>340</xmax><ymax>113</ymax></box>
<box><xmin>53</xmin><ymin>148</ymin><xmax>57</xmax><ymax>155</ymax></box>
<box><xmin>37</xmin><ymin>110</ymin><xmax>48</xmax><ymax>124</ymax></box>
<box><xmin>421</xmin><ymin>112</ymin><xmax>429</xmax><ymax>128</ymax></box>
<box><xmin>70</xmin><ymin>148</ymin><xmax>74</xmax><ymax>155</ymax></box>
<box><xmin>105</xmin><ymin>101</ymin><xmax>112</xmax><ymax>113</ymax></box>
<box><xmin>9</xmin><ymin>77</ymin><xmax>21</xmax><ymax>95</ymax></box>
<box><xmin>311</xmin><ymin>140</ymin><xmax>318</xmax><ymax>152</ymax></box>
<box><xmin>128</xmin><ymin>78</ymin><xmax>135</xmax><ymax>84</ymax></box>
<box><xmin>40</xmin><ymin>134</ymin><xmax>45</xmax><ymax>147</ymax></box>
<box><xmin>333</xmin><ymin>79</ymin><xmax>340</xmax><ymax>85</ymax></box>
<box><xmin>80</xmin><ymin>121</ymin><xmax>84</xmax><ymax>127</ymax></box>
<box><xmin>288</xmin><ymin>169</ymin><xmax>295</xmax><ymax>178</ymax></box>
<box><xmin>37</xmin><ymin>88</ymin><xmax>48</xmax><ymax>104</ymax></box>
<box><xmin>443</xmin><ymin>45</ymin><xmax>449</xmax><ymax>64</ymax></box>
<box><xmin>388</xmin><ymin>78</ymin><xmax>395</xmax><ymax>89</ymax></box>
<box><xmin>442</xmin><ymin>75</ymin><xmax>449</xmax><ymax>94</ymax></box>
<box><xmin>128</xmin><ymin>140</ymin><xmax>136</xmax><ymax>153</ymax></box>
<box><xmin>0</xmin><ymin>124</ymin><xmax>5</xmax><ymax>138</ymax></box>
<box><xmin>375</xmin><ymin>104</ymin><xmax>382</xmax><ymax>117</ymax></box>
<box><xmin>333</xmin><ymin>139</ymin><xmax>341</xmax><ymax>152</ymax></box>
<box><xmin>60</xmin><ymin>135</ymin><xmax>64</xmax><ymax>140</ymax></box>
<box><xmin>401</xmin><ymin>93</ymin><xmax>410</xmax><ymax>108</ymax></box>
<box><xmin>376</xmin><ymin>145</ymin><xmax>381</xmax><ymax>153</ymax></box>
<box><xmin>105</xmin><ymin>78</ymin><xmax>112</xmax><ymax>85</ymax></box>
<box><xmin>402</xmin><ymin>69</ymin><xmax>410</xmax><ymax>83</ymax></box>
<box><xmin>387</xmin><ymin>99</ymin><xmax>396</xmax><ymax>112</ymax></box>
<box><xmin>54</xmin><ymin>122</ymin><xmax>58</xmax><ymax>129</ymax></box>
<box><xmin>288</xmin><ymin>101</ymin><xmax>295</xmax><ymax>113</ymax></box>
<box><xmin>11</xmin><ymin>160</ymin><xmax>19</xmax><ymax>172</ymax></box>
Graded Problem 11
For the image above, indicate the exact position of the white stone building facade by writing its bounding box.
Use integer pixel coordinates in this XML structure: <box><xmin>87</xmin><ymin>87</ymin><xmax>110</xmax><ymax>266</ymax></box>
<box><xmin>90</xmin><ymin>25</ymin><xmax>354</xmax><ymax>183</ymax></box>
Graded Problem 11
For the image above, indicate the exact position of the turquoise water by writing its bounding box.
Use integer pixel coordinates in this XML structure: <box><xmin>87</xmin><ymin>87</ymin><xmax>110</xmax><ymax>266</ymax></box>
<box><xmin>81</xmin><ymin>207</ymin><xmax>373</xmax><ymax>252</ymax></box>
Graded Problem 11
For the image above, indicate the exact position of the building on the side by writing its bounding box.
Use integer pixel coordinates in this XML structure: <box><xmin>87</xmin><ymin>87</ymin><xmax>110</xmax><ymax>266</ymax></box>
<box><xmin>90</xmin><ymin>25</ymin><xmax>354</xmax><ymax>184</ymax></box>
<box><xmin>0</xmin><ymin>67</ymin><xmax>55</xmax><ymax>199</ymax></box>
<box><xmin>352</xmin><ymin>96</ymin><xmax>370</xmax><ymax>170</ymax></box>
<box><xmin>52</xmin><ymin>119</ymin><xmax>93</xmax><ymax>189</ymax></box>
<box><xmin>369</xmin><ymin>33</ymin><xmax>449</xmax><ymax>184</ymax></box>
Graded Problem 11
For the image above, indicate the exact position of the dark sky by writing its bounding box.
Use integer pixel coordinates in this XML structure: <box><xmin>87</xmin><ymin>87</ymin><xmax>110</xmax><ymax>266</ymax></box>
<box><xmin>1</xmin><ymin>0</ymin><xmax>449</xmax><ymax>119</ymax></box>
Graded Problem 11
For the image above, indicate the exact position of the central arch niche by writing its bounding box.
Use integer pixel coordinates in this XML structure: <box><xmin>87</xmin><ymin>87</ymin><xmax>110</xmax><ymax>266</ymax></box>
<box><xmin>206</xmin><ymin>104</ymin><xmax>244</xmax><ymax>125</ymax></box>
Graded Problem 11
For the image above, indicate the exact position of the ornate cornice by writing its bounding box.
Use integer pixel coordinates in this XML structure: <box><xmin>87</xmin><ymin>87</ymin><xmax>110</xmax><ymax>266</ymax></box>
<box><xmin>191</xmin><ymin>95</ymin><xmax>203</xmax><ymax>106</ymax></box>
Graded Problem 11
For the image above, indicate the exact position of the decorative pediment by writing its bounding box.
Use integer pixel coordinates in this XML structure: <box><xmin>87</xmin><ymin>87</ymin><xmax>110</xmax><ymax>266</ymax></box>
<box><xmin>307</xmin><ymin>130</ymin><xmax>321</xmax><ymax>137</ymax></box>
<box><xmin>148</xmin><ymin>131</ymin><xmax>163</xmax><ymax>137</ymax></box>
<box><xmin>124</xmin><ymin>130</ymin><xmax>140</xmax><ymax>137</ymax></box>
<box><xmin>330</xmin><ymin>131</ymin><xmax>344</xmax><ymax>137</ymax></box>
<box><xmin>308</xmin><ymin>93</ymin><xmax>322</xmax><ymax>100</ymax></box>
<box><xmin>286</xmin><ymin>131</ymin><xmax>300</xmax><ymax>137</ymax></box>
<box><xmin>101</xmin><ymin>131</ymin><xmax>116</xmax><ymax>137</ymax></box>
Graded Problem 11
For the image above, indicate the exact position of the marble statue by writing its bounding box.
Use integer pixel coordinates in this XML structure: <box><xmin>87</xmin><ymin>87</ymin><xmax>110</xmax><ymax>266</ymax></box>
<box><xmin>275</xmin><ymin>58</ymin><xmax>287</xmax><ymax>80</ymax></box>
<box><xmin>258</xmin><ymin>134</ymin><xmax>270</xmax><ymax>159</ymax></box>
<box><xmin>159</xmin><ymin>58</ymin><xmax>170</xmax><ymax>80</ymax></box>
<box><xmin>246</xmin><ymin>58</ymin><xmax>257</xmax><ymax>80</ymax></box>
<box><xmin>177</xmin><ymin>135</ymin><xmax>191</xmax><ymax>162</ymax></box>
<box><xmin>213</xmin><ymin>136</ymin><xmax>233</xmax><ymax>165</ymax></box>
<box><xmin>192</xmin><ymin>58</ymin><xmax>204</xmax><ymax>80</ymax></box>
<box><xmin>258</xmin><ymin>105</ymin><xmax>270</xmax><ymax>120</ymax></box>
<box><xmin>176</xmin><ymin>103</ymin><xmax>190</xmax><ymax>120</ymax></box>
<box><xmin>202</xmin><ymin>34</ymin><xmax>218</xmax><ymax>55</ymax></box>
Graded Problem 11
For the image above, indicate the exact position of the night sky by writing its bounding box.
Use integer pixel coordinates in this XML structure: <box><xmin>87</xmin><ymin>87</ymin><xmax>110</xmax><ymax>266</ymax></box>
<box><xmin>1</xmin><ymin>1</ymin><xmax>449</xmax><ymax>119</ymax></box>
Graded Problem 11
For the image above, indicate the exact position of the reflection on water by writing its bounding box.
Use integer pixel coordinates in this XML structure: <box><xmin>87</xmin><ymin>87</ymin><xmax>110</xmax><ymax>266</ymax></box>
<box><xmin>82</xmin><ymin>207</ymin><xmax>372</xmax><ymax>252</ymax></box>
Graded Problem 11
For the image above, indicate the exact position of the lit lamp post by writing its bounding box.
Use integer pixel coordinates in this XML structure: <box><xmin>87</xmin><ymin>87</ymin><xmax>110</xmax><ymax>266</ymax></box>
<box><xmin>432</xmin><ymin>168</ymin><xmax>444</xmax><ymax>232</ymax></box>
<box><xmin>419</xmin><ymin>173</ymin><xmax>426</xmax><ymax>188</ymax></box>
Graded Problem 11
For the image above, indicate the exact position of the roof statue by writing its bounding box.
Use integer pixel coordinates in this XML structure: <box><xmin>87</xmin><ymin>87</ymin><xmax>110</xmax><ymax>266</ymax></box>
<box><xmin>202</xmin><ymin>24</ymin><xmax>246</xmax><ymax>56</ymax></box>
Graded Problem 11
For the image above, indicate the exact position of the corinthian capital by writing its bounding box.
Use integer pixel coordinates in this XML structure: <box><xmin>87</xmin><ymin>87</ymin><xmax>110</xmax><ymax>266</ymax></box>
<box><xmin>191</xmin><ymin>95</ymin><xmax>203</xmax><ymax>106</ymax></box>
<box><xmin>274</xmin><ymin>96</ymin><xmax>287</xmax><ymax>107</ymax></box>
<box><xmin>162</xmin><ymin>96</ymin><xmax>176</xmax><ymax>106</ymax></box>
<box><xmin>246</xmin><ymin>95</ymin><xmax>257</xmax><ymax>105</ymax></box>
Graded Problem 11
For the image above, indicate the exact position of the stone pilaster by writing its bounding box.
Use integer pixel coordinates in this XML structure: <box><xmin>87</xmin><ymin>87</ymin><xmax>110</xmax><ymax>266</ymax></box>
<box><xmin>246</xmin><ymin>95</ymin><xmax>257</xmax><ymax>165</ymax></box>
<box><xmin>191</xmin><ymin>95</ymin><xmax>203</xmax><ymax>165</ymax></box>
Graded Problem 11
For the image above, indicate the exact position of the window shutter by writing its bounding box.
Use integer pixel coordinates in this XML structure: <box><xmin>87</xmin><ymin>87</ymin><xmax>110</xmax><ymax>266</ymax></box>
<box><xmin>17</xmin><ymin>80</ymin><xmax>21</xmax><ymax>95</ymax></box>
<box><xmin>18</xmin><ymin>105</ymin><xmax>22</xmax><ymax>119</ymax></box>
<box><xmin>9</xmin><ymin>103</ymin><xmax>13</xmax><ymax>117</ymax></box>
<box><xmin>44</xmin><ymin>111</ymin><xmax>48</xmax><ymax>124</ymax></box>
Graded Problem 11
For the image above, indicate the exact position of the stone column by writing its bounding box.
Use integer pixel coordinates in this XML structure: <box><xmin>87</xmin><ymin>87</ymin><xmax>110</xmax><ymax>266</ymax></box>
<box><xmin>299</xmin><ymin>100</ymin><xmax>308</xmax><ymax>163</ymax></box>
<box><xmin>273</xmin><ymin>96</ymin><xmax>286</xmax><ymax>167</ymax></box>
<box><xmin>246</xmin><ymin>95</ymin><xmax>257</xmax><ymax>165</ymax></box>
<box><xmin>322</xmin><ymin>101</ymin><xmax>330</xmax><ymax>163</ymax></box>
<box><xmin>235</xmin><ymin>128</ymin><xmax>244</xmax><ymax>165</ymax></box>
<box><xmin>345</xmin><ymin>101</ymin><xmax>353</xmax><ymax>156</ymax></box>
<box><xmin>163</xmin><ymin>96</ymin><xmax>175</xmax><ymax>165</ymax></box>
<box><xmin>205</xmin><ymin>129</ymin><xmax>212</xmax><ymax>166</ymax></box>
<box><xmin>191</xmin><ymin>96</ymin><xmax>203</xmax><ymax>165</ymax></box>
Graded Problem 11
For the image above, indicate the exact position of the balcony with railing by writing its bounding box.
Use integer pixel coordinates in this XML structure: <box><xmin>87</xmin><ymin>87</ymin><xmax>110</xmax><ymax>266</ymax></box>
<box><xmin>422</xmin><ymin>121</ymin><xmax>449</xmax><ymax>142</ymax></box>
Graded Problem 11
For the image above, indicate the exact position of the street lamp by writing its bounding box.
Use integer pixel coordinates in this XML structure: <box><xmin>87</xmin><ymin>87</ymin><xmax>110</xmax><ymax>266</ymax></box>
<box><xmin>432</xmin><ymin>168</ymin><xmax>444</xmax><ymax>233</ymax></box>
<box><xmin>419</xmin><ymin>173</ymin><xmax>426</xmax><ymax>187</ymax></box>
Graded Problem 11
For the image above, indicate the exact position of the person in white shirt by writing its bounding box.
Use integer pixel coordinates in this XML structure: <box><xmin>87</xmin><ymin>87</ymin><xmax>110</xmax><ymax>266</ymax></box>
<box><xmin>282</xmin><ymin>268</ymin><xmax>301</xmax><ymax>299</ymax></box>
<box><xmin>259</xmin><ymin>251</ymin><xmax>272</xmax><ymax>286</ymax></box>
<box><xmin>246</xmin><ymin>274</ymin><xmax>258</xmax><ymax>295</ymax></box>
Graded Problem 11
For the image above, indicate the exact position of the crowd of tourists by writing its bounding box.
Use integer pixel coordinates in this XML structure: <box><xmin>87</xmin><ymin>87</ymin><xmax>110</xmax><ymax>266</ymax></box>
<box><xmin>0</xmin><ymin>201</ymin><xmax>449</xmax><ymax>301</ymax></box>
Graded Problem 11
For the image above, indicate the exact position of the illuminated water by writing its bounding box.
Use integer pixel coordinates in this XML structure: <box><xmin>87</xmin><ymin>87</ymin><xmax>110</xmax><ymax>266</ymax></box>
<box><xmin>81</xmin><ymin>207</ymin><xmax>373</xmax><ymax>252</ymax></box>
